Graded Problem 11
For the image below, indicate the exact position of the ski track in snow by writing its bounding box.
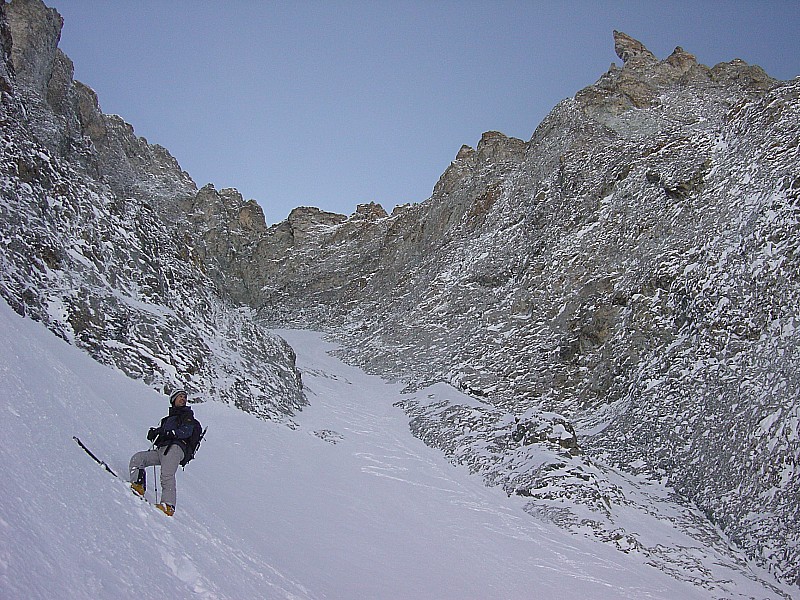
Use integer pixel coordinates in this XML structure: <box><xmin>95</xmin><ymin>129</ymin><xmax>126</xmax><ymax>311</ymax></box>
<box><xmin>0</xmin><ymin>303</ymin><xmax>790</xmax><ymax>599</ymax></box>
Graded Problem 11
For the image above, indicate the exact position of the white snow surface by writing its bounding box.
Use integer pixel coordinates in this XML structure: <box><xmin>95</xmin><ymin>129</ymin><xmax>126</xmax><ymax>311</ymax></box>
<box><xmin>0</xmin><ymin>300</ymin><xmax>787</xmax><ymax>599</ymax></box>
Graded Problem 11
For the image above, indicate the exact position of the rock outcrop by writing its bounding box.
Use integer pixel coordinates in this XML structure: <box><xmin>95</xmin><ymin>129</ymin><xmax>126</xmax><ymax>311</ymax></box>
<box><xmin>230</xmin><ymin>32</ymin><xmax>798</xmax><ymax>588</ymax></box>
<box><xmin>0</xmin><ymin>0</ymin><xmax>304</xmax><ymax>419</ymax></box>
<box><xmin>4</xmin><ymin>0</ymin><xmax>196</xmax><ymax>214</ymax></box>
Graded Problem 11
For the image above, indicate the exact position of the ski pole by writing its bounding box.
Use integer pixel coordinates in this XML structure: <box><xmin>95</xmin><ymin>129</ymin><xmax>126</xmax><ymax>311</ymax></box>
<box><xmin>153</xmin><ymin>465</ymin><xmax>159</xmax><ymax>504</ymax></box>
<box><xmin>151</xmin><ymin>443</ymin><xmax>159</xmax><ymax>504</ymax></box>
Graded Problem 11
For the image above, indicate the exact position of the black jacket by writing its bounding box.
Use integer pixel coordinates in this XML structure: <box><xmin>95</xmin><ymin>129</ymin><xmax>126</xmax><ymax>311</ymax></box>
<box><xmin>153</xmin><ymin>406</ymin><xmax>196</xmax><ymax>455</ymax></box>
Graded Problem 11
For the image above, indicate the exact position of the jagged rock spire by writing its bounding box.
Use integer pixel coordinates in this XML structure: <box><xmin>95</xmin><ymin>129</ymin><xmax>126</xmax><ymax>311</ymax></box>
<box><xmin>613</xmin><ymin>30</ymin><xmax>656</xmax><ymax>63</ymax></box>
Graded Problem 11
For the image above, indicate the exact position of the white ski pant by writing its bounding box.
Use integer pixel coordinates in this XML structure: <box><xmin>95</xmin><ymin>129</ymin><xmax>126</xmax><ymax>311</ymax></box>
<box><xmin>129</xmin><ymin>445</ymin><xmax>184</xmax><ymax>506</ymax></box>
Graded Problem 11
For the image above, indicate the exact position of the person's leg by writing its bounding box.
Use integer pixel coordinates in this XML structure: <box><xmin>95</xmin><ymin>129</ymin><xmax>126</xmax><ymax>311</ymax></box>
<box><xmin>157</xmin><ymin>445</ymin><xmax>184</xmax><ymax>508</ymax></box>
<box><xmin>129</xmin><ymin>449</ymin><xmax>160</xmax><ymax>484</ymax></box>
<box><xmin>129</xmin><ymin>449</ymin><xmax>160</xmax><ymax>496</ymax></box>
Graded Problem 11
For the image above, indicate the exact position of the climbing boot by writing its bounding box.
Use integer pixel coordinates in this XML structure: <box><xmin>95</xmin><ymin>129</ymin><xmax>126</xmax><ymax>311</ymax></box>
<box><xmin>131</xmin><ymin>468</ymin><xmax>146</xmax><ymax>497</ymax></box>
<box><xmin>155</xmin><ymin>503</ymin><xmax>175</xmax><ymax>516</ymax></box>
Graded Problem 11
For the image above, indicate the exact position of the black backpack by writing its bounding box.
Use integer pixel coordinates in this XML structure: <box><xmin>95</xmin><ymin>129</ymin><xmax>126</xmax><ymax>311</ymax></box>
<box><xmin>180</xmin><ymin>419</ymin><xmax>206</xmax><ymax>467</ymax></box>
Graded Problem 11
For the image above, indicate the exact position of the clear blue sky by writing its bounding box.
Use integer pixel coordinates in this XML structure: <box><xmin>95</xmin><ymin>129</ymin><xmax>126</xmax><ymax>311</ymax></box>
<box><xmin>47</xmin><ymin>0</ymin><xmax>800</xmax><ymax>224</ymax></box>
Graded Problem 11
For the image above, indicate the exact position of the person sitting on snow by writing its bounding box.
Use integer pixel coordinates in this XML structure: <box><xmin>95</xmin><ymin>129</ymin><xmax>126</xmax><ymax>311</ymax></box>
<box><xmin>129</xmin><ymin>389</ymin><xmax>198</xmax><ymax>516</ymax></box>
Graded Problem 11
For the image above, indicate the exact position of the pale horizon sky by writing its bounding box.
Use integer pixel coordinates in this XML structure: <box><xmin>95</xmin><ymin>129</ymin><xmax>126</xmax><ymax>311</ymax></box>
<box><xmin>47</xmin><ymin>0</ymin><xmax>800</xmax><ymax>224</ymax></box>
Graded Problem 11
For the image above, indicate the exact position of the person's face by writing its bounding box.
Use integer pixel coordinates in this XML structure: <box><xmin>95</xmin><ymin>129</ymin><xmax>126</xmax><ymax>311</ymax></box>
<box><xmin>173</xmin><ymin>393</ymin><xmax>187</xmax><ymax>407</ymax></box>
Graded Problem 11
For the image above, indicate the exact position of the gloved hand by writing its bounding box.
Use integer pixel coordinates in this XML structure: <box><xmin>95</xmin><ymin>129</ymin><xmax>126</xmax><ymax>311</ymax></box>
<box><xmin>162</xmin><ymin>429</ymin><xmax>176</xmax><ymax>440</ymax></box>
<box><xmin>147</xmin><ymin>427</ymin><xmax>160</xmax><ymax>441</ymax></box>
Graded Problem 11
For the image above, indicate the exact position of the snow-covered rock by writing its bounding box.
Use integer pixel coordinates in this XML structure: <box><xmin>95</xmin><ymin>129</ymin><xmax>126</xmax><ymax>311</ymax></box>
<box><xmin>246</xmin><ymin>30</ymin><xmax>799</xmax><ymax>588</ymax></box>
<box><xmin>0</xmin><ymin>0</ymin><xmax>304</xmax><ymax>419</ymax></box>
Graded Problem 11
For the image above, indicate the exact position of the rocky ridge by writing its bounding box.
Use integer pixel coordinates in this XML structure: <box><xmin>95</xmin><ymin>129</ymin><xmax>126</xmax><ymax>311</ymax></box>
<box><xmin>242</xmin><ymin>31</ymin><xmax>797</xmax><ymax>589</ymax></box>
<box><xmin>0</xmin><ymin>0</ymin><xmax>304</xmax><ymax>419</ymax></box>
<box><xmin>3</xmin><ymin>0</ymin><xmax>196</xmax><ymax>213</ymax></box>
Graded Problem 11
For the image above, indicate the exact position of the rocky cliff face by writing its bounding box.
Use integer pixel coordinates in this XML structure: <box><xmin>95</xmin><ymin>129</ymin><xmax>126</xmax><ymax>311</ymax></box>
<box><xmin>0</xmin><ymin>0</ymin><xmax>304</xmax><ymax>419</ymax></box>
<box><xmin>231</xmin><ymin>31</ymin><xmax>799</xmax><ymax>587</ymax></box>
<box><xmin>2</xmin><ymin>0</ymin><xmax>798</xmax><ymax>591</ymax></box>
<box><xmin>4</xmin><ymin>0</ymin><xmax>196</xmax><ymax>214</ymax></box>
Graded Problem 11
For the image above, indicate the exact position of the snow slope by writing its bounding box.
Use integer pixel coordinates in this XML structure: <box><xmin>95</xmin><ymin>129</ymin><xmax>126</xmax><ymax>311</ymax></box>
<box><xmin>0</xmin><ymin>300</ymin><xmax>789</xmax><ymax>599</ymax></box>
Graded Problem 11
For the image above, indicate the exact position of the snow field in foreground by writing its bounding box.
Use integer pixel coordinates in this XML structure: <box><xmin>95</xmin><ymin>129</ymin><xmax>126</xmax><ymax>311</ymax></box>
<box><xmin>0</xmin><ymin>301</ymin><xmax>785</xmax><ymax>599</ymax></box>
